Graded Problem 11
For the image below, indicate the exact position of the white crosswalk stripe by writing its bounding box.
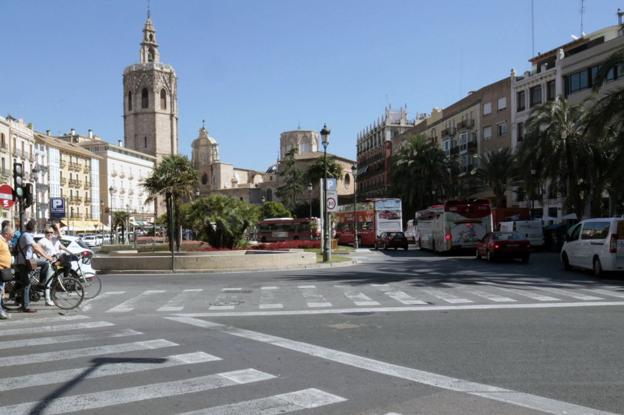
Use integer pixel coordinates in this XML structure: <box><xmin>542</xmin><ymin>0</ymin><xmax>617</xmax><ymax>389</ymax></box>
<box><xmin>441</xmin><ymin>283</ymin><xmax>516</xmax><ymax>303</ymax></box>
<box><xmin>0</xmin><ymin>369</ymin><xmax>276</xmax><ymax>415</ymax></box>
<box><xmin>371</xmin><ymin>284</ymin><xmax>428</xmax><ymax>305</ymax></box>
<box><xmin>536</xmin><ymin>286</ymin><xmax>604</xmax><ymax>301</ymax></box>
<box><xmin>259</xmin><ymin>286</ymin><xmax>284</xmax><ymax>309</ymax></box>
<box><xmin>1</xmin><ymin>320</ymin><xmax>115</xmax><ymax>337</ymax></box>
<box><xmin>587</xmin><ymin>287</ymin><xmax>624</xmax><ymax>299</ymax></box>
<box><xmin>0</xmin><ymin>328</ymin><xmax>141</xmax><ymax>350</ymax></box>
<box><xmin>106</xmin><ymin>290</ymin><xmax>166</xmax><ymax>313</ymax></box>
<box><xmin>81</xmin><ymin>290</ymin><xmax>126</xmax><ymax>311</ymax></box>
<box><xmin>0</xmin><ymin>314</ymin><xmax>89</xmax><ymax>326</ymax></box>
<box><xmin>0</xmin><ymin>351</ymin><xmax>220</xmax><ymax>392</ymax></box>
<box><xmin>476</xmin><ymin>282</ymin><xmax>560</xmax><ymax>302</ymax></box>
<box><xmin>421</xmin><ymin>288</ymin><xmax>473</xmax><ymax>304</ymax></box>
<box><xmin>158</xmin><ymin>289</ymin><xmax>204</xmax><ymax>312</ymax></box>
<box><xmin>338</xmin><ymin>285</ymin><xmax>381</xmax><ymax>306</ymax></box>
<box><xmin>177</xmin><ymin>388</ymin><xmax>347</xmax><ymax>414</ymax></box>
<box><xmin>0</xmin><ymin>339</ymin><xmax>178</xmax><ymax>367</ymax></box>
<box><xmin>298</xmin><ymin>285</ymin><xmax>332</xmax><ymax>308</ymax></box>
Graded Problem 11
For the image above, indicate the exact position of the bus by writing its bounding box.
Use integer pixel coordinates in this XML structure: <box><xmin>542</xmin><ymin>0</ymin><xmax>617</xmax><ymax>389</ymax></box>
<box><xmin>256</xmin><ymin>217</ymin><xmax>320</xmax><ymax>242</ymax></box>
<box><xmin>416</xmin><ymin>200</ymin><xmax>492</xmax><ymax>253</ymax></box>
<box><xmin>334</xmin><ymin>198</ymin><xmax>403</xmax><ymax>247</ymax></box>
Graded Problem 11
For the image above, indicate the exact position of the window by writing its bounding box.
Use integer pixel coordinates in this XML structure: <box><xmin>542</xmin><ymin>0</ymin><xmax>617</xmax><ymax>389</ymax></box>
<box><xmin>201</xmin><ymin>173</ymin><xmax>208</xmax><ymax>185</ymax></box>
<box><xmin>128</xmin><ymin>91</ymin><xmax>132</xmax><ymax>111</ymax></box>
<box><xmin>141</xmin><ymin>88</ymin><xmax>149</xmax><ymax>109</ymax></box>
<box><xmin>497</xmin><ymin>122</ymin><xmax>508</xmax><ymax>137</ymax></box>
<box><xmin>443</xmin><ymin>139</ymin><xmax>452</xmax><ymax>154</ymax></box>
<box><xmin>546</xmin><ymin>80</ymin><xmax>556</xmax><ymax>101</ymax></box>
<box><xmin>497</xmin><ymin>97</ymin><xmax>507</xmax><ymax>111</ymax></box>
<box><xmin>160</xmin><ymin>89</ymin><xmax>167</xmax><ymax>109</ymax></box>
<box><xmin>483</xmin><ymin>102</ymin><xmax>492</xmax><ymax>115</ymax></box>
<box><xmin>0</xmin><ymin>133</ymin><xmax>4</xmax><ymax>148</ymax></box>
<box><xmin>581</xmin><ymin>221</ymin><xmax>610</xmax><ymax>240</ymax></box>
<box><xmin>529</xmin><ymin>85</ymin><xmax>542</xmax><ymax>107</ymax></box>
<box><xmin>459</xmin><ymin>132</ymin><xmax>470</xmax><ymax>151</ymax></box>
<box><xmin>144</xmin><ymin>136</ymin><xmax>147</xmax><ymax>148</ymax></box>
<box><xmin>344</xmin><ymin>173</ymin><xmax>351</xmax><ymax>188</ymax></box>
<box><xmin>482</xmin><ymin>126</ymin><xmax>492</xmax><ymax>141</ymax></box>
<box><xmin>148</xmin><ymin>47</ymin><xmax>155</xmax><ymax>63</ymax></box>
<box><xmin>568</xmin><ymin>223</ymin><xmax>582</xmax><ymax>241</ymax></box>
<box><xmin>517</xmin><ymin>122</ymin><xmax>524</xmax><ymax>142</ymax></box>
<box><xmin>566</xmin><ymin>70</ymin><xmax>589</xmax><ymax>95</ymax></box>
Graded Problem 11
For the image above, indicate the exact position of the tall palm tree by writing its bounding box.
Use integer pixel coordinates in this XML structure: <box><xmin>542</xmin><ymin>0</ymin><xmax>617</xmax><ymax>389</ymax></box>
<box><xmin>305</xmin><ymin>156</ymin><xmax>343</xmax><ymax>185</ymax></box>
<box><xmin>517</xmin><ymin>97</ymin><xmax>590</xmax><ymax>217</ymax></box>
<box><xmin>112</xmin><ymin>211</ymin><xmax>130</xmax><ymax>244</ymax></box>
<box><xmin>391</xmin><ymin>134</ymin><xmax>452</xmax><ymax>219</ymax></box>
<box><xmin>143</xmin><ymin>155</ymin><xmax>198</xmax><ymax>252</ymax></box>
<box><xmin>474</xmin><ymin>148</ymin><xmax>517</xmax><ymax>208</ymax></box>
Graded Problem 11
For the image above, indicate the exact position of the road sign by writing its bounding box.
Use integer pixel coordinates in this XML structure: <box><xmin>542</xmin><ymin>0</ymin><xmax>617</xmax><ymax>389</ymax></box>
<box><xmin>0</xmin><ymin>184</ymin><xmax>15</xmax><ymax>210</ymax></box>
<box><xmin>50</xmin><ymin>197</ymin><xmax>66</xmax><ymax>219</ymax></box>
<box><xmin>326</xmin><ymin>196</ymin><xmax>337</xmax><ymax>210</ymax></box>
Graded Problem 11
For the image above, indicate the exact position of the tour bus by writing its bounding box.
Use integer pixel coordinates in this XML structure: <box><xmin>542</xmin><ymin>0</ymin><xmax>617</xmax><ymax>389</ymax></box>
<box><xmin>334</xmin><ymin>198</ymin><xmax>403</xmax><ymax>247</ymax></box>
<box><xmin>416</xmin><ymin>199</ymin><xmax>492</xmax><ymax>253</ymax></box>
<box><xmin>256</xmin><ymin>217</ymin><xmax>320</xmax><ymax>242</ymax></box>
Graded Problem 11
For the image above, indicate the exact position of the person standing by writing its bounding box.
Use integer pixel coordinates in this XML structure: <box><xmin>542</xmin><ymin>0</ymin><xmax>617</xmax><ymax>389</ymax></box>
<box><xmin>15</xmin><ymin>219</ymin><xmax>53</xmax><ymax>313</ymax></box>
<box><xmin>37</xmin><ymin>227</ymin><xmax>59</xmax><ymax>306</ymax></box>
<box><xmin>0</xmin><ymin>224</ymin><xmax>13</xmax><ymax>319</ymax></box>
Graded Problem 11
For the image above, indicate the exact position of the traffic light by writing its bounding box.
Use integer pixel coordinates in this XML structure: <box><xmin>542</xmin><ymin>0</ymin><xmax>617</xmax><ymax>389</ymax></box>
<box><xmin>13</xmin><ymin>162</ymin><xmax>24</xmax><ymax>199</ymax></box>
<box><xmin>23</xmin><ymin>183</ymin><xmax>33</xmax><ymax>209</ymax></box>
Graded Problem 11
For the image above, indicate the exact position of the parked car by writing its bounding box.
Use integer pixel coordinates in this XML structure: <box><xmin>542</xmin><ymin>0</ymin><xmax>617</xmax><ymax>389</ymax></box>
<box><xmin>81</xmin><ymin>234</ymin><xmax>101</xmax><ymax>248</ymax></box>
<box><xmin>375</xmin><ymin>232</ymin><xmax>409</xmax><ymax>250</ymax></box>
<box><xmin>33</xmin><ymin>234</ymin><xmax>96</xmax><ymax>276</ymax></box>
<box><xmin>560</xmin><ymin>218</ymin><xmax>624</xmax><ymax>276</ymax></box>
<box><xmin>475</xmin><ymin>232</ymin><xmax>531</xmax><ymax>263</ymax></box>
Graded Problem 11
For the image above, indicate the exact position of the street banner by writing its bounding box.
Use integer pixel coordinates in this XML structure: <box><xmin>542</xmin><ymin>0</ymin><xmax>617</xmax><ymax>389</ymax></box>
<box><xmin>374</xmin><ymin>198</ymin><xmax>402</xmax><ymax>235</ymax></box>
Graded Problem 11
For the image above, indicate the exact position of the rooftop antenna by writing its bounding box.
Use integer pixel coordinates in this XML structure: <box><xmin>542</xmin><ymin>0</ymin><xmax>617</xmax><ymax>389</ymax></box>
<box><xmin>531</xmin><ymin>0</ymin><xmax>535</xmax><ymax>56</ymax></box>
<box><xmin>297</xmin><ymin>121</ymin><xmax>301</xmax><ymax>130</ymax></box>
<box><xmin>202</xmin><ymin>119</ymin><xmax>205</xmax><ymax>129</ymax></box>
<box><xmin>580</xmin><ymin>0</ymin><xmax>585</xmax><ymax>36</ymax></box>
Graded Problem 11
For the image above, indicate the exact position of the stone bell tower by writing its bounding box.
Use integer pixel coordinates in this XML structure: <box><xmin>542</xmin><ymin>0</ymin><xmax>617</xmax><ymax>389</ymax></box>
<box><xmin>123</xmin><ymin>13</ymin><xmax>178</xmax><ymax>162</ymax></box>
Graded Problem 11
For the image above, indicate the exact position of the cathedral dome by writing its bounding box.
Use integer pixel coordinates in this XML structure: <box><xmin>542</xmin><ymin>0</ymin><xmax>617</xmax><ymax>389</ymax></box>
<box><xmin>192</xmin><ymin>126</ymin><xmax>218</xmax><ymax>146</ymax></box>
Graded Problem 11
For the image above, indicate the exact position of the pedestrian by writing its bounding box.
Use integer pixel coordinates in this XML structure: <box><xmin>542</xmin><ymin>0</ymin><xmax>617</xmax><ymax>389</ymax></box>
<box><xmin>14</xmin><ymin>219</ymin><xmax>53</xmax><ymax>313</ymax></box>
<box><xmin>0</xmin><ymin>224</ymin><xmax>13</xmax><ymax>319</ymax></box>
<box><xmin>37</xmin><ymin>227</ymin><xmax>62</xmax><ymax>306</ymax></box>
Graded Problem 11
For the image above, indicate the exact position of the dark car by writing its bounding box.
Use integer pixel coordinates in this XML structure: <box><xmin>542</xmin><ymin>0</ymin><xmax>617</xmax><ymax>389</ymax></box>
<box><xmin>375</xmin><ymin>232</ymin><xmax>409</xmax><ymax>250</ymax></box>
<box><xmin>476</xmin><ymin>232</ymin><xmax>531</xmax><ymax>263</ymax></box>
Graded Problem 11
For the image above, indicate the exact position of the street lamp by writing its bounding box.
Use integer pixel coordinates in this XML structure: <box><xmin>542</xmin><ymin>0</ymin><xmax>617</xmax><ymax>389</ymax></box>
<box><xmin>351</xmin><ymin>163</ymin><xmax>359</xmax><ymax>249</ymax></box>
<box><xmin>31</xmin><ymin>166</ymin><xmax>40</xmax><ymax>230</ymax></box>
<box><xmin>125</xmin><ymin>204</ymin><xmax>130</xmax><ymax>245</ymax></box>
<box><xmin>320</xmin><ymin>124</ymin><xmax>331</xmax><ymax>263</ymax></box>
<box><xmin>307</xmin><ymin>182</ymin><xmax>313</xmax><ymax>240</ymax></box>
<box><xmin>100</xmin><ymin>201</ymin><xmax>105</xmax><ymax>246</ymax></box>
<box><xmin>108</xmin><ymin>186</ymin><xmax>114</xmax><ymax>244</ymax></box>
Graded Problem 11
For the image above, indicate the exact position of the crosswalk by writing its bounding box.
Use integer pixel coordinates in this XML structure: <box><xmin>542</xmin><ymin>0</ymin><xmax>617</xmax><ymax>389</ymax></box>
<box><xmin>0</xmin><ymin>315</ymin><xmax>349</xmax><ymax>414</ymax></box>
<box><xmin>65</xmin><ymin>281</ymin><xmax>624</xmax><ymax>315</ymax></box>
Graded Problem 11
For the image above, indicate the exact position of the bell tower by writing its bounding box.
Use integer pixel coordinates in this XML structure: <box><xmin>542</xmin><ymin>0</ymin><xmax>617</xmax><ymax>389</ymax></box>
<box><xmin>123</xmin><ymin>13</ymin><xmax>178</xmax><ymax>162</ymax></box>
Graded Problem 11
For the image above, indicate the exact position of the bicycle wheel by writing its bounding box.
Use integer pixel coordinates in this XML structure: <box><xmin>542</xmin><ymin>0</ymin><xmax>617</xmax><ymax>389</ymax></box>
<box><xmin>82</xmin><ymin>273</ymin><xmax>102</xmax><ymax>299</ymax></box>
<box><xmin>50</xmin><ymin>274</ymin><xmax>84</xmax><ymax>310</ymax></box>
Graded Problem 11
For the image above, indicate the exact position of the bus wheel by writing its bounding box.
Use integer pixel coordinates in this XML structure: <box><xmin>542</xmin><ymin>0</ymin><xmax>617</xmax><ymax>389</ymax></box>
<box><xmin>261</xmin><ymin>237</ymin><xmax>266</xmax><ymax>243</ymax></box>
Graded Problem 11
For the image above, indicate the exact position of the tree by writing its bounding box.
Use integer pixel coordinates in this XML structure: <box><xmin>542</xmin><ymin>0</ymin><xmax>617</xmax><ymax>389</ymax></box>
<box><xmin>112</xmin><ymin>211</ymin><xmax>129</xmax><ymax>244</ymax></box>
<box><xmin>183</xmin><ymin>195</ymin><xmax>260</xmax><ymax>249</ymax></box>
<box><xmin>143</xmin><ymin>155</ymin><xmax>198</xmax><ymax>252</ymax></box>
<box><xmin>305</xmin><ymin>156</ymin><xmax>343</xmax><ymax>185</ymax></box>
<box><xmin>517</xmin><ymin>98</ymin><xmax>591</xmax><ymax>218</ymax></box>
<box><xmin>474</xmin><ymin>148</ymin><xmax>517</xmax><ymax>208</ymax></box>
<box><xmin>276</xmin><ymin>148</ymin><xmax>305</xmax><ymax>211</ymax></box>
<box><xmin>391</xmin><ymin>134</ymin><xmax>452</xmax><ymax>220</ymax></box>
<box><xmin>260</xmin><ymin>201</ymin><xmax>291</xmax><ymax>219</ymax></box>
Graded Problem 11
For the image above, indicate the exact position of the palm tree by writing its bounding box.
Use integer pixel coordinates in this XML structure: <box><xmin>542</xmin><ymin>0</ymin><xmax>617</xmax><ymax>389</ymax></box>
<box><xmin>112</xmin><ymin>211</ymin><xmax>129</xmax><ymax>244</ymax></box>
<box><xmin>517</xmin><ymin>97</ymin><xmax>590</xmax><ymax>217</ymax></box>
<box><xmin>143</xmin><ymin>155</ymin><xmax>198</xmax><ymax>252</ymax></box>
<box><xmin>474</xmin><ymin>148</ymin><xmax>517</xmax><ymax>208</ymax></box>
<box><xmin>305</xmin><ymin>156</ymin><xmax>343</xmax><ymax>185</ymax></box>
<box><xmin>391</xmin><ymin>134</ymin><xmax>452</xmax><ymax>219</ymax></box>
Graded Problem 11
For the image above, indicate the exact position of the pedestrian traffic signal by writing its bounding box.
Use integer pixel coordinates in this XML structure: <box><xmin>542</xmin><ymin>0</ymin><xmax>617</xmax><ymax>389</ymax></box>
<box><xmin>13</xmin><ymin>162</ymin><xmax>24</xmax><ymax>199</ymax></box>
<box><xmin>23</xmin><ymin>183</ymin><xmax>33</xmax><ymax>208</ymax></box>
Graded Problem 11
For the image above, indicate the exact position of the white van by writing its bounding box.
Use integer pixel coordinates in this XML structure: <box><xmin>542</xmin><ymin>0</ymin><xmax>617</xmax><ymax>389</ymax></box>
<box><xmin>560</xmin><ymin>218</ymin><xmax>624</xmax><ymax>276</ymax></box>
<box><xmin>499</xmin><ymin>220</ymin><xmax>544</xmax><ymax>249</ymax></box>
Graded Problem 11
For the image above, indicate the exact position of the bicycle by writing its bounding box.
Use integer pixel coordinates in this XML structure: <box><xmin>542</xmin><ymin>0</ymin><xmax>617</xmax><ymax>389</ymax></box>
<box><xmin>63</xmin><ymin>252</ymin><xmax>102</xmax><ymax>300</ymax></box>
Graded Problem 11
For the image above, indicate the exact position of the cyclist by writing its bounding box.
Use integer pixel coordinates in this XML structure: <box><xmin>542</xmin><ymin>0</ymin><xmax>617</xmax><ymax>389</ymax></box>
<box><xmin>37</xmin><ymin>227</ymin><xmax>66</xmax><ymax>306</ymax></box>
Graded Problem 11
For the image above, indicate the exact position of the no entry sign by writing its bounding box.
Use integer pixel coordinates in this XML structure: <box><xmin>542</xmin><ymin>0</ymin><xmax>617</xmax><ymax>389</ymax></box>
<box><xmin>0</xmin><ymin>184</ymin><xmax>15</xmax><ymax>210</ymax></box>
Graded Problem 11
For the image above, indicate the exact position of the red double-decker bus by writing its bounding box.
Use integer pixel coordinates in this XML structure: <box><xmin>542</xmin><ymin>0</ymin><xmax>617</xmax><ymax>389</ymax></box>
<box><xmin>334</xmin><ymin>198</ymin><xmax>403</xmax><ymax>247</ymax></box>
<box><xmin>256</xmin><ymin>217</ymin><xmax>320</xmax><ymax>242</ymax></box>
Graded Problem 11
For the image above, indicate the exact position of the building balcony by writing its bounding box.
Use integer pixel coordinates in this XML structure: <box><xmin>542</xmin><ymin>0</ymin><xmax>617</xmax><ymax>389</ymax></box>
<box><xmin>69</xmin><ymin>162</ymin><xmax>81</xmax><ymax>172</ymax></box>
<box><xmin>60</xmin><ymin>178</ymin><xmax>67</xmax><ymax>185</ymax></box>
<box><xmin>0</xmin><ymin>142</ymin><xmax>8</xmax><ymax>152</ymax></box>
<box><xmin>111</xmin><ymin>170</ymin><xmax>118</xmax><ymax>177</ymax></box>
<box><xmin>69</xmin><ymin>214</ymin><xmax>82</xmax><ymax>219</ymax></box>
<box><xmin>449</xmin><ymin>146</ymin><xmax>460</xmax><ymax>156</ymax></box>
<box><xmin>84</xmin><ymin>181</ymin><xmax>91</xmax><ymax>189</ymax></box>
<box><xmin>119</xmin><ymin>172</ymin><xmax>126</xmax><ymax>178</ymax></box>
<box><xmin>84</xmin><ymin>196</ymin><xmax>92</xmax><ymax>204</ymax></box>
<box><xmin>28</xmin><ymin>153</ymin><xmax>35</xmax><ymax>162</ymax></box>
<box><xmin>467</xmin><ymin>141</ymin><xmax>478</xmax><ymax>153</ymax></box>
<box><xmin>83</xmin><ymin>166</ymin><xmax>90</xmax><ymax>174</ymax></box>
<box><xmin>38</xmin><ymin>165</ymin><xmax>48</xmax><ymax>173</ymax></box>
<box><xmin>69</xmin><ymin>179</ymin><xmax>82</xmax><ymax>188</ymax></box>
<box><xmin>59</xmin><ymin>160</ymin><xmax>67</xmax><ymax>168</ymax></box>
<box><xmin>441</xmin><ymin>127</ymin><xmax>456</xmax><ymax>137</ymax></box>
<box><xmin>37</xmin><ymin>183</ymin><xmax>50</xmax><ymax>190</ymax></box>
<box><xmin>457</xmin><ymin>119</ymin><xmax>475</xmax><ymax>130</ymax></box>
<box><xmin>69</xmin><ymin>196</ymin><xmax>82</xmax><ymax>203</ymax></box>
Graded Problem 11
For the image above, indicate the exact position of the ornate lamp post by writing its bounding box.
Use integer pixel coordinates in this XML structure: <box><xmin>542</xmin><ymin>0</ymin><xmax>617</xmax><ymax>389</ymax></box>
<box><xmin>351</xmin><ymin>163</ymin><xmax>358</xmax><ymax>249</ymax></box>
<box><xmin>307</xmin><ymin>182</ymin><xmax>313</xmax><ymax>240</ymax></box>
<box><xmin>320</xmin><ymin>124</ymin><xmax>331</xmax><ymax>263</ymax></box>
<box><xmin>108</xmin><ymin>186</ymin><xmax>114</xmax><ymax>244</ymax></box>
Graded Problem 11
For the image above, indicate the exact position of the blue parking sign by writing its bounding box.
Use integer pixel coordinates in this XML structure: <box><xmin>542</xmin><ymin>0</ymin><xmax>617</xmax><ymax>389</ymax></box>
<box><xmin>50</xmin><ymin>197</ymin><xmax>65</xmax><ymax>219</ymax></box>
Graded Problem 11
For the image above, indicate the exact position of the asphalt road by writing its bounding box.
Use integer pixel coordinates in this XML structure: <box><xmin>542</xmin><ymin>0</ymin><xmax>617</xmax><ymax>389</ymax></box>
<box><xmin>2</xmin><ymin>248</ymin><xmax>624</xmax><ymax>414</ymax></box>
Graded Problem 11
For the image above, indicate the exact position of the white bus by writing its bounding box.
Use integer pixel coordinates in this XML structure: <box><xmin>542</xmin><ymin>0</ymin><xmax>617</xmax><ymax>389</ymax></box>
<box><xmin>416</xmin><ymin>200</ymin><xmax>492</xmax><ymax>253</ymax></box>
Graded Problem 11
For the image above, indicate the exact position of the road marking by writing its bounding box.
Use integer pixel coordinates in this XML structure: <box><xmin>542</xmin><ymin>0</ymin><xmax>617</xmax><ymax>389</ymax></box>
<box><xmin>0</xmin><ymin>369</ymin><xmax>275</xmax><ymax>415</ymax></box>
<box><xmin>298</xmin><ymin>285</ymin><xmax>332</xmax><ymax>308</ymax></box>
<box><xmin>372</xmin><ymin>284</ymin><xmax>427</xmax><ymax>305</ymax></box>
<box><xmin>167</xmin><ymin>317</ymin><xmax>617</xmax><ymax>415</ymax></box>
<box><xmin>261</xmin><ymin>286</ymin><xmax>279</xmax><ymax>290</ymax></box>
<box><xmin>0</xmin><ymin>339</ymin><xmax>178</xmax><ymax>367</ymax></box>
<box><xmin>0</xmin><ymin>328</ymin><xmax>141</xmax><ymax>350</ymax></box>
<box><xmin>337</xmin><ymin>285</ymin><xmax>380</xmax><ymax>306</ymax></box>
<box><xmin>441</xmin><ymin>284</ymin><xmax>516</xmax><ymax>303</ymax></box>
<box><xmin>209</xmin><ymin>305</ymin><xmax>235</xmax><ymax>310</ymax></box>
<box><xmin>587</xmin><ymin>288</ymin><xmax>624</xmax><ymax>299</ymax></box>
<box><xmin>106</xmin><ymin>290</ymin><xmax>166</xmax><ymax>313</ymax></box>
<box><xmin>0</xmin><ymin>314</ymin><xmax>89</xmax><ymax>326</ymax></box>
<box><xmin>176</xmin><ymin>388</ymin><xmax>347</xmax><ymax>414</ymax></box>
<box><xmin>536</xmin><ymin>287</ymin><xmax>603</xmax><ymax>301</ymax></box>
<box><xmin>476</xmin><ymin>282</ymin><xmax>560</xmax><ymax>302</ymax></box>
<box><xmin>172</xmin><ymin>300</ymin><xmax>624</xmax><ymax>317</ymax></box>
<box><xmin>0</xmin><ymin>351</ymin><xmax>220</xmax><ymax>392</ymax></box>
<box><xmin>421</xmin><ymin>288</ymin><xmax>473</xmax><ymax>304</ymax></box>
<box><xmin>158</xmin><ymin>289</ymin><xmax>204</xmax><ymax>312</ymax></box>
<box><xmin>81</xmin><ymin>291</ymin><xmax>126</xmax><ymax>311</ymax></box>
<box><xmin>259</xmin><ymin>286</ymin><xmax>284</xmax><ymax>309</ymax></box>
<box><xmin>222</xmin><ymin>287</ymin><xmax>242</xmax><ymax>292</ymax></box>
<box><xmin>1</xmin><ymin>321</ymin><xmax>115</xmax><ymax>337</ymax></box>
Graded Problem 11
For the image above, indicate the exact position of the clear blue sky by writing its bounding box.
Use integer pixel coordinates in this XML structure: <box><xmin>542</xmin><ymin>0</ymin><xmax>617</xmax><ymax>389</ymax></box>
<box><xmin>1</xmin><ymin>0</ymin><xmax>621</xmax><ymax>171</ymax></box>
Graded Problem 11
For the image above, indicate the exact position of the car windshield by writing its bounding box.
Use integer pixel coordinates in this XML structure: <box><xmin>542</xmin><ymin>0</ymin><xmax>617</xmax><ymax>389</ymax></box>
<box><xmin>493</xmin><ymin>232</ymin><xmax>524</xmax><ymax>241</ymax></box>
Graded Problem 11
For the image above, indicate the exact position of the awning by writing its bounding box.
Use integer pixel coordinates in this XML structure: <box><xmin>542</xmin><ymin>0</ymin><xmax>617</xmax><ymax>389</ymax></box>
<box><xmin>63</xmin><ymin>220</ymin><xmax>107</xmax><ymax>232</ymax></box>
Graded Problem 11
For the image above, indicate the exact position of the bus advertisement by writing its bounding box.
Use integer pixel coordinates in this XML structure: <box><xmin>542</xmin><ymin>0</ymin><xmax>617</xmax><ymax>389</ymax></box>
<box><xmin>335</xmin><ymin>198</ymin><xmax>403</xmax><ymax>247</ymax></box>
<box><xmin>416</xmin><ymin>200</ymin><xmax>492</xmax><ymax>253</ymax></box>
<box><xmin>256</xmin><ymin>217</ymin><xmax>320</xmax><ymax>242</ymax></box>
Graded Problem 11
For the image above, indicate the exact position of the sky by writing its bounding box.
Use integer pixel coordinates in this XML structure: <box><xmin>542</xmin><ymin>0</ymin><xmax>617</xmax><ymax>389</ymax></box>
<box><xmin>0</xmin><ymin>0</ymin><xmax>621</xmax><ymax>171</ymax></box>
